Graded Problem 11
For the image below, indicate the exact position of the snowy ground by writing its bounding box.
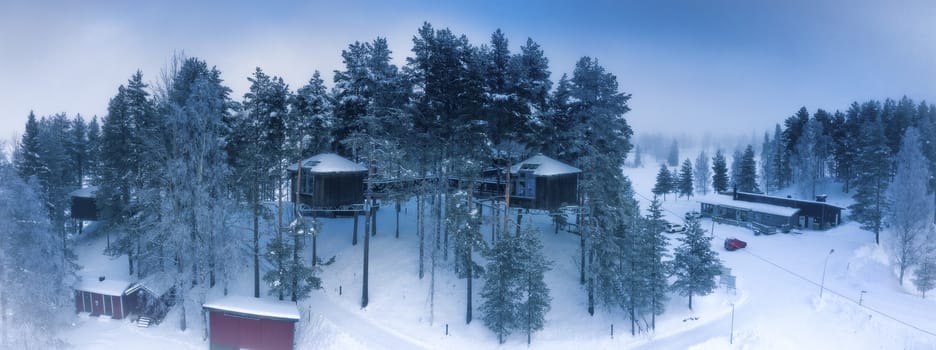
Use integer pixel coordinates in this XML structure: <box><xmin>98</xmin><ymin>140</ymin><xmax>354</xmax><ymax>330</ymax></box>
<box><xmin>64</xmin><ymin>156</ymin><xmax>936</xmax><ymax>349</ymax></box>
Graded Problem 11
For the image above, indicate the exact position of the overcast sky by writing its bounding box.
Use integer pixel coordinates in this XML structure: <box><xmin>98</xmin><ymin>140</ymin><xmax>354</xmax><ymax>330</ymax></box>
<box><xmin>1</xmin><ymin>0</ymin><xmax>934</xmax><ymax>145</ymax></box>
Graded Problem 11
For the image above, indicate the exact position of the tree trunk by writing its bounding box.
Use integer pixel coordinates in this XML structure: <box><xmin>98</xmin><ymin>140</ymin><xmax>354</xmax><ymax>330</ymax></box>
<box><xmin>371</xmin><ymin>202</ymin><xmax>378</xmax><ymax>237</ymax></box>
<box><xmin>362</xmin><ymin>206</ymin><xmax>371</xmax><ymax>308</ymax></box>
<box><xmin>418</xmin><ymin>192</ymin><xmax>424</xmax><ymax>279</ymax></box>
<box><xmin>688</xmin><ymin>292</ymin><xmax>693</xmax><ymax>310</ymax></box>
<box><xmin>395</xmin><ymin>200</ymin><xmax>401</xmax><ymax>239</ymax></box>
<box><xmin>253</xmin><ymin>202</ymin><xmax>260</xmax><ymax>298</ymax></box>
<box><xmin>466</xmin><ymin>245</ymin><xmax>473</xmax><ymax>324</ymax></box>
<box><xmin>352</xmin><ymin>210</ymin><xmax>359</xmax><ymax>246</ymax></box>
<box><xmin>292</xmin><ymin>233</ymin><xmax>300</xmax><ymax>301</ymax></box>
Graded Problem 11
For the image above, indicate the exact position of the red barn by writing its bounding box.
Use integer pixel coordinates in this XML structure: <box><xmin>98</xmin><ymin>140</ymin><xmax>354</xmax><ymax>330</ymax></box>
<box><xmin>203</xmin><ymin>295</ymin><xmax>301</xmax><ymax>350</ymax></box>
<box><xmin>74</xmin><ymin>276</ymin><xmax>130</xmax><ymax>319</ymax></box>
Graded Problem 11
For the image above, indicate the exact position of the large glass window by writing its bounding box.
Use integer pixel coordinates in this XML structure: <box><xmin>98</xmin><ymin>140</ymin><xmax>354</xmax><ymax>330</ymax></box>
<box><xmin>82</xmin><ymin>292</ymin><xmax>92</xmax><ymax>313</ymax></box>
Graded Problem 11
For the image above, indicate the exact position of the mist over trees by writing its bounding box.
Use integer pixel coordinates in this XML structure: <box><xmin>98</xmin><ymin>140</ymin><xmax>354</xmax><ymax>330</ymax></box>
<box><xmin>8</xmin><ymin>17</ymin><xmax>936</xmax><ymax>345</ymax></box>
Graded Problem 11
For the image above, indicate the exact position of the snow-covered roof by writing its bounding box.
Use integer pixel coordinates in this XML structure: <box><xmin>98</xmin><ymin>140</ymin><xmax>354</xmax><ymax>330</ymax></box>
<box><xmin>509</xmin><ymin>154</ymin><xmax>581</xmax><ymax>176</ymax></box>
<box><xmin>286</xmin><ymin>153</ymin><xmax>367</xmax><ymax>173</ymax></box>
<box><xmin>698</xmin><ymin>194</ymin><xmax>801</xmax><ymax>217</ymax></box>
<box><xmin>125</xmin><ymin>272</ymin><xmax>174</xmax><ymax>297</ymax></box>
<box><xmin>203</xmin><ymin>295</ymin><xmax>301</xmax><ymax>322</ymax></box>
<box><xmin>69</xmin><ymin>186</ymin><xmax>99</xmax><ymax>198</ymax></box>
<box><xmin>738</xmin><ymin>192</ymin><xmax>847</xmax><ymax>210</ymax></box>
<box><xmin>75</xmin><ymin>276</ymin><xmax>131</xmax><ymax>296</ymax></box>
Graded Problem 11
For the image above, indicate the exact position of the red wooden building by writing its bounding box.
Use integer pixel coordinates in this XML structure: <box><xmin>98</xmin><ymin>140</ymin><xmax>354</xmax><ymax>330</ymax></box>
<box><xmin>203</xmin><ymin>295</ymin><xmax>301</xmax><ymax>350</ymax></box>
<box><xmin>74</xmin><ymin>276</ymin><xmax>131</xmax><ymax>319</ymax></box>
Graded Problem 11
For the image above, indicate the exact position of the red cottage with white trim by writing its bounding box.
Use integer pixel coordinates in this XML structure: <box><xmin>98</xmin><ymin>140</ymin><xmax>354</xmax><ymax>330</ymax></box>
<box><xmin>203</xmin><ymin>295</ymin><xmax>301</xmax><ymax>350</ymax></box>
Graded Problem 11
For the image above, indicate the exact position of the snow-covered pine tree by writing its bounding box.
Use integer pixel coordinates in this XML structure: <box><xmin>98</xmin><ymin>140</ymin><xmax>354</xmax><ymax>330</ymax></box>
<box><xmin>652</xmin><ymin>163</ymin><xmax>672</xmax><ymax>200</ymax></box>
<box><xmin>667</xmin><ymin>139</ymin><xmax>679</xmax><ymax>167</ymax></box>
<box><xmin>711</xmin><ymin>150</ymin><xmax>729</xmax><ymax>193</ymax></box>
<box><xmin>793</xmin><ymin>118</ymin><xmax>823</xmax><ymax>198</ymax></box>
<box><xmin>481</xmin><ymin>228</ymin><xmax>522</xmax><ymax>344</ymax></box>
<box><xmin>912</xmin><ymin>257</ymin><xmax>936</xmax><ymax>298</ymax></box>
<box><xmin>737</xmin><ymin>145</ymin><xmax>759</xmax><ymax>193</ymax></box>
<box><xmin>671</xmin><ymin>216</ymin><xmax>722</xmax><ymax>310</ymax></box>
<box><xmin>289</xmin><ymin>71</ymin><xmax>334</xmax><ymax>156</ymax></box>
<box><xmin>760</xmin><ymin>131</ymin><xmax>776</xmax><ymax>194</ymax></box>
<box><xmin>678</xmin><ymin>158</ymin><xmax>694</xmax><ymax>199</ymax></box>
<box><xmin>642</xmin><ymin>197</ymin><xmax>670</xmax><ymax>330</ymax></box>
<box><xmin>158</xmin><ymin>57</ymin><xmax>234</xmax><ymax>330</ymax></box>
<box><xmin>12</xmin><ymin>111</ymin><xmax>41</xmax><ymax>181</ymax></box>
<box><xmin>231</xmin><ymin>67</ymin><xmax>291</xmax><ymax>298</ymax></box>
<box><xmin>850</xmin><ymin>104</ymin><xmax>891</xmax><ymax>245</ymax></box>
<box><xmin>516</xmin><ymin>224</ymin><xmax>552</xmax><ymax>345</ymax></box>
<box><xmin>729</xmin><ymin>148</ymin><xmax>743</xmax><ymax>190</ymax></box>
<box><xmin>780</xmin><ymin>107</ymin><xmax>810</xmax><ymax>187</ymax></box>
<box><xmin>0</xmin><ymin>161</ymin><xmax>77</xmax><ymax>349</ymax></box>
<box><xmin>694</xmin><ymin>151</ymin><xmax>709</xmax><ymax>195</ymax></box>
<box><xmin>885</xmin><ymin>128</ymin><xmax>934</xmax><ymax>285</ymax></box>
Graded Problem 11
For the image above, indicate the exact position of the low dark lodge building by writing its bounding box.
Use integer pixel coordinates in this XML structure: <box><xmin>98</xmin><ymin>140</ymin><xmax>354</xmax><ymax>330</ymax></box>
<box><xmin>69</xmin><ymin>186</ymin><xmax>99</xmax><ymax>221</ymax></box>
<box><xmin>287</xmin><ymin>153</ymin><xmax>366</xmax><ymax>210</ymax></box>
<box><xmin>699</xmin><ymin>192</ymin><xmax>844</xmax><ymax>231</ymax></box>
<box><xmin>124</xmin><ymin>273</ymin><xmax>176</xmax><ymax>324</ymax></box>
<box><xmin>203</xmin><ymin>295</ymin><xmax>300</xmax><ymax>350</ymax></box>
<box><xmin>74</xmin><ymin>276</ymin><xmax>131</xmax><ymax>319</ymax></box>
<box><xmin>508</xmin><ymin>154</ymin><xmax>581</xmax><ymax>211</ymax></box>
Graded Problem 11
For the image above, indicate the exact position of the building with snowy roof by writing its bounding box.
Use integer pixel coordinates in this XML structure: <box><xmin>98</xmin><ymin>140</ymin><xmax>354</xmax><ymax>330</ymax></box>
<box><xmin>508</xmin><ymin>154</ymin><xmax>581</xmax><ymax>210</ymax></box>
<box><xmin>69</xmin><ymin>186</ymin><xmax>99</xmax><ymax>221</ymax></box>
<box><xmin>74</xmin><ymin>276</ymin><xmax>131</xmax><ymax>319</ymax></box>
<box><xmin>698</xmin><ymin>191</ymin><xmax>844</xmax><ymax>231</ymax></box>
<box><xmin>203</xmin><ymin>295</ymin><xmax>301</xmax><ymax>350</ymax></box>
<box><xmin>287</xmin><ymin>153</ymin><xmax>366</xmax><ymax>211</ymax></box>
<box><xmin>124</xmin><ymin>272</ymin><xmax>176</xmax><ymax>325</ymax></box>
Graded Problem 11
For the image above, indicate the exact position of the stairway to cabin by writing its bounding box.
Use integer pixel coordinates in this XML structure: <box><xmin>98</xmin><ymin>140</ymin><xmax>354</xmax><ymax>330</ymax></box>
<box><xmin>137</xmin><ymin>316</ymin><xmax>152</xmax><ymax>328</ymax></box>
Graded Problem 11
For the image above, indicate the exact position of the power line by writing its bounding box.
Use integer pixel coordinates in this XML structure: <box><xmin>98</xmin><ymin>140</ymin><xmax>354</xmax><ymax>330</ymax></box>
<box><xmin>631</xmin><ymin>189</ymin><xmax>936</xmax><ymax>338</ymax></box>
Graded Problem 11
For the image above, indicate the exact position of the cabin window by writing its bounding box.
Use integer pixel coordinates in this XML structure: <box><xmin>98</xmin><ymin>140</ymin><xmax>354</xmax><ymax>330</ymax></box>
<box><xmin>300</xmin><ymin>173</ymin><xmax>314</xmax><ymax>195</ymax></box>
<box><xmin>82</xmin><ymin>292</ymin><xmax>92</xmax><ymax>313</ymax></box>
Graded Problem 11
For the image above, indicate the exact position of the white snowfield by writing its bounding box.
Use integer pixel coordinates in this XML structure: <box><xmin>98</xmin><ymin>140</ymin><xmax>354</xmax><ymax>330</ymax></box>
<box><xmin>64</xmin><ymin>156</ymin><xmax>936</xmax><ymax>349</ymax></box>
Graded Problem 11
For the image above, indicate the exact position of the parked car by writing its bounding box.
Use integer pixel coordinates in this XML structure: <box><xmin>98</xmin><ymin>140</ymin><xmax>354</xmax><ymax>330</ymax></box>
<box><xmin>685</xmin><ymin>211</ymin><xmax>701</xmax><ymax>221</ymax></box>
<box><xmin>665</xmin><ymin>223</ymin><xmax>686</xmax><ymax>233</ymax></box>
<box><xmin>724</xmin><ymin>237</ymin><xmax>748</xmax><ymax>251</ymax></box>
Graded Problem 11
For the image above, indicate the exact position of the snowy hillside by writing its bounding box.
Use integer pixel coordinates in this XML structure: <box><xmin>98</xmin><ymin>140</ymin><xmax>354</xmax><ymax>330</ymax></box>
<box><xmin>63</xmin><ymin>159</ymin><xmax>936</xmax><ymax>349</ymax></box>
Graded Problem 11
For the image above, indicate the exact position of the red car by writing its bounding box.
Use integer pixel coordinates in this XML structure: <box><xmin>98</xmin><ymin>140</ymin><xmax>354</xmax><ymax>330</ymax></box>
<box><xmin>724</xmin><ymin>238</ymin><xmax>747</xmax><ymax>251</ymax></box>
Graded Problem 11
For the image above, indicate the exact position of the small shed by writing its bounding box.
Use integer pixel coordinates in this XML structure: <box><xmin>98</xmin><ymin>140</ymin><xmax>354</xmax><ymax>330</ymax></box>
<box><xmin>287</xmin><ymin>153</ymin><xmax>366</xmax><ymax>210</ymax></box>
<box><xmin>69</xmin><ymin>186</ymin><xmax>99</xmax><ymax>221</ymax></box>
<box><xmin>508</xmin><ymin>154</ymin><xmax>581</xmax><ymax>210</ymax></box>
<box><xmin>74</xmin><ymin>276</ymin><xmax>131</xmax><ymax>319</ymax></box>
<box><xmin>124</xmin><ymin>273</ymin><xmax>176</xmax><ymax>324</ymax></box>
<box><xmin>203</xmin><ymin>295</ymin><xmax>301</xmax><ymax>350</ymax></box>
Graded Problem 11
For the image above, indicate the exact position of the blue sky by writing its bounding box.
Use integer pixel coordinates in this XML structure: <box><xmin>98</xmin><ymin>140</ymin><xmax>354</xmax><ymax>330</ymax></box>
<box><xmin>1</xmin><ymin>0</ymin><xmax>933</xmax><ymax>146</ymax></box>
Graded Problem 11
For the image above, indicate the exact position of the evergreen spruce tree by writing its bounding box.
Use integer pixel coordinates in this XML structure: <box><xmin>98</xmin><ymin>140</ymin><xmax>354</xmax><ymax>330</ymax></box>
<box><xmin>481</xmin><ymin>231</ymin><xmax>522</xmax><ymax>344</ymax></box>
<box><xmin>652</xmin><ymin>163</ymin><xmax>672</xmax><ymax>200</ymax></box>
<box><xmin>729</xmin><ymin>148</ymin><xmax>743</xmax><ymax>189</ymax></box>
<box><xmin>641</xmin><ymin>197</ymin><xmax>670</xmax><ymax>330</ymax></box>
<box><xmin>516</xmin><ymin>224</ymin><xmax>552</xmax><ymax>345</ymax></box>
<box><xmin>13</xmin><ymin>111</ymin><xmax>41</xmax><ymax>181</ymax></box>
<box><xmin>671</xmin><ymin>216</ymin><xmax>722</xmax><ymax>310</ymax></box>
<box><xmin>694</xmin><ymin>151</ymin><xmax>709</xmax><ymax>195</ymax></box>
<box><xmin>850</xmin><ymin>106</ymin><xmax>891</xmax><ymax>245</ymax></box>
<box><xmin>711</xmin><ymin>150</ymin><xmax>729</xmax><ymax>193</ymax></box>
<box><xmin>678</xmin><ymin>158</ymin><xmax>694</xmax><ymax>198</ymax></box>
<box><xmin>737</xmin><ymin>145</ymin><xmax>759</xmax><ymax>193</ymax></box>
<box><xmin>667</xmin><ymin>139</ymin><xmax>679</xmax><ymax>167</ymax></box>
<box><xmin>760</xmin><ymin>131</ymin><xmax>776</xmax><ymax>194</ymax></box>
<box><xmin>912</xmin><ymin>258</ymin><xmax>936</xmax><ymax>298</ymax></box>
